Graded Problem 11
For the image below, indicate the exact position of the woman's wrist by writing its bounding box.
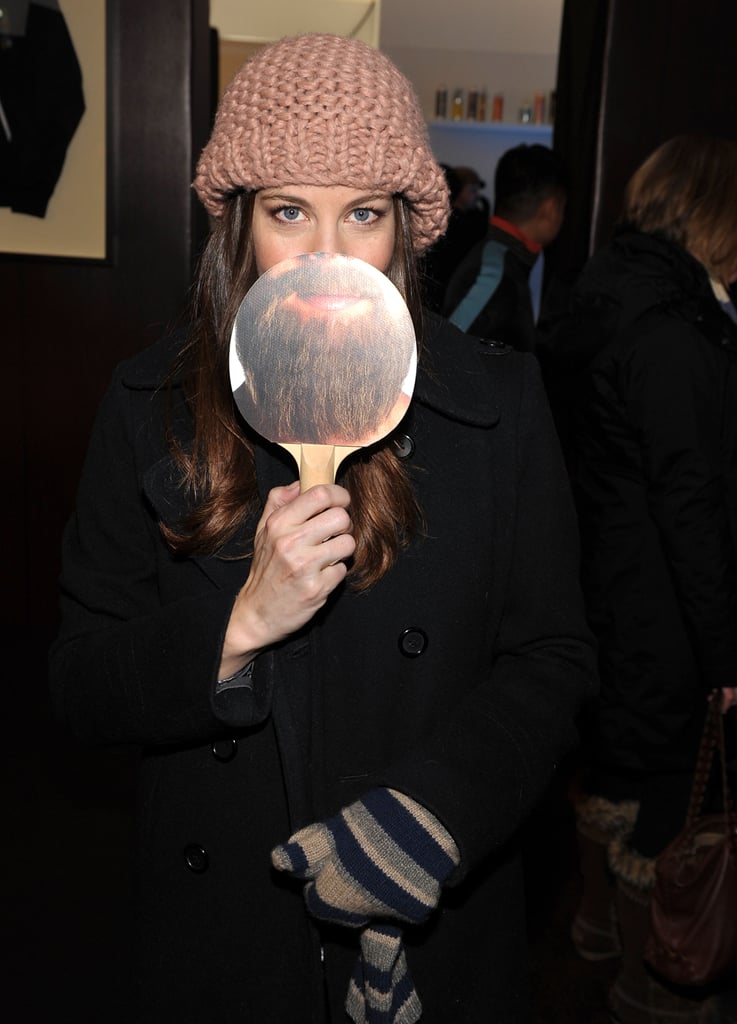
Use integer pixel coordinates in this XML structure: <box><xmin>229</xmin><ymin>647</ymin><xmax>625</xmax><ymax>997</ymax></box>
<box><xmin>218</xmin><ymin>588</ymin><xmax>269</xmax><ymax>681</ymax></box>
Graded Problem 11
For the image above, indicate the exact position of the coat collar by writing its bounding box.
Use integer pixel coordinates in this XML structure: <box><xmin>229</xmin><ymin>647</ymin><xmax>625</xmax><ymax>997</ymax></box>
<box><xmin>413</xmin><ymin>311</ymin><xmax>502</xmax><ymax>428</ymax></box>
<box><xmin>134</xmin><ymin>312</ymin><xmax>502</xmax><ymax>582</ymax></box>
<box><xmin>124</xmin><ymin>314</ymin><xmax>503</xmax><ymax>427</ymax></box>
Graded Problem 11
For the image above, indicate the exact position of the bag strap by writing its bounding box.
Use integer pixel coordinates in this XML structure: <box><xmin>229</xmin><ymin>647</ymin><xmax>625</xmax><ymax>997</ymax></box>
<box><xmin>715</xmin><ymin>700</ymin><xmax>735</xmax><ymax>823</ymax></box>
<box><xmin>685</xmin><ymin>693</ymin><xmax>735</xmax><ymax>825</ymax></box>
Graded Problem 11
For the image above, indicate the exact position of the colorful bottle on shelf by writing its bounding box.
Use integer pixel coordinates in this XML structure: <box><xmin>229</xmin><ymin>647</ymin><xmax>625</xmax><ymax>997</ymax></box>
<box><xmin>492</xmin><ymin>93</ymin><xmax>504</xmax><ymax>121</ymax></box>
<box><xmin>533</xmin><ymin>91</ymin><xmax>546</xmax><ymax>124</ymax></box>
<box><xmin>435</xmin><ymin>84</ymin><xmax>448</xmax><ymax>119</ymax></box>
<box><xmin>451</xmin><ymin>88</ymin><xmax>464</xmax><ymax>119</ymax></box>
<box><xmin>478</xmin><ymin>87</ymin><xmax>487</xmax><ymax>121</ymax></box>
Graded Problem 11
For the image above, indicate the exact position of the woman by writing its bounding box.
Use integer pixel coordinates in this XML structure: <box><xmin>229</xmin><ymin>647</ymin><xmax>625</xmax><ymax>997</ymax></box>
<box><xmin>49</xmin><ymin>34</ymin><xmax>595</xmax><ymax>1024</ymax></box>
<box><xmin>563</xmin><ymin>136</ymin><xmax>737</xmax><ymax>1024</ymax></box>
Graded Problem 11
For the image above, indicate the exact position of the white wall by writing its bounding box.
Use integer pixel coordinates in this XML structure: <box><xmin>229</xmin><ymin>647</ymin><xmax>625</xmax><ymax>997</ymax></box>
<box><xmin>210</xmin><ymin>0</ymin><xmax>381</xmax><ymax>46</ymax></box>
<box><xmin>381</xmin><ymin>0</ymin><xmax>563</xmax><ymax>122</ymax></box>
<box><xmin>381</xmin><ymin>0</ymin><xmax>562</xmax><ymax>53</ymax></box>
<box><xmin>209</xmin><ymin>0</ymin><xmax>564</xmax><ymax>121</ymax></box>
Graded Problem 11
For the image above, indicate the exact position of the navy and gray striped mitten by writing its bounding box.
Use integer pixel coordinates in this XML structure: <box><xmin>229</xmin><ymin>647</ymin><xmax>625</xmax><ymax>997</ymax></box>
<box><xmin>271</xmin><ymin>787</ymin><xmax>460</xmax><ymax>1024</ymax></box>
<box><xmin>348</xmin><ymin>922</ymin><xmax>421</xmax><ymax>1024</ymax></box>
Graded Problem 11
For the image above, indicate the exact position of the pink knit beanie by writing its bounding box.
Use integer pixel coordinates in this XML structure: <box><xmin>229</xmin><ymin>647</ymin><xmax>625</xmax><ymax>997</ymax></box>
<box><xmin>193</xmin><ymin>33</ymin><xmax>449</xmax><ymax>253</ymax></box>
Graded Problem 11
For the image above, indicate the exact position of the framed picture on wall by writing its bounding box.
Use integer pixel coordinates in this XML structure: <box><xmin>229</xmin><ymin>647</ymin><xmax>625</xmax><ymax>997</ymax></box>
<box><xmin>0</xmin><ymin>0</ymin><xmax>109</xmax><ymax>262</ymax></box>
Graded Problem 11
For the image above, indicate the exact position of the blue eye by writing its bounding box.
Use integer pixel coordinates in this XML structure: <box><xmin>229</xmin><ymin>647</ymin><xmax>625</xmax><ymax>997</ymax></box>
<box><xmin>352</xmin><ymin>208</ymin><xmax>375</xmax><ymax>223</ymax></box>
<box><xmin>280</xmin><ymin>206</ymin><xmax>301</xmax><ymax>221</ymax></box>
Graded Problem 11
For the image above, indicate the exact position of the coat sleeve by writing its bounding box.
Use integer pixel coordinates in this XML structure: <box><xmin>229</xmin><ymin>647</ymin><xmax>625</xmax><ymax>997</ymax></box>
<box><xmin>621</xmin><ymin>322</ymin><xmax>737</xmax><ymax>689</ymax></box>
<box><xmin>378</xmin><ymin>356</ymin><xmax>598</xmax><ymax>876</ymax></box>
<box><xmin>48</xmin><ymin>366</ymin><xmax>270</xmax><ymax>748</ymax></box>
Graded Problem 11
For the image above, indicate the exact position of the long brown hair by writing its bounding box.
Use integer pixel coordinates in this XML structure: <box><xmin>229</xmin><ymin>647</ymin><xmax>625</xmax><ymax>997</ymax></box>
<box><xmin>623</xmin><ymin>135</ymin><xmax>737</xmax><ymax>282</ymax></box>
<box><xmin>162</xmin><ymin>192</ymin><xmax>425</xmax><ymax>590</ymax></box>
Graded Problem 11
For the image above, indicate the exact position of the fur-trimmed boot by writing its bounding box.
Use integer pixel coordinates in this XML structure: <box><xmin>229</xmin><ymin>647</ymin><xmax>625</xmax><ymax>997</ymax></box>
<box><xmin>570</xmin><ymin>794</ymin><xmax>638</xmax><ymax>961</ymax></box>
<box><xmin>607</xmin><ymin>834</ymin><xmax>705</xmax><ymax>1024</ymax></box>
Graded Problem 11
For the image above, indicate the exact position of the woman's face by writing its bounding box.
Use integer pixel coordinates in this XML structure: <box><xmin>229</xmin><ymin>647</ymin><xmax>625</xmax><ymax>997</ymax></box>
<box><xmin>252</xmin><ymin>185</ymin><xmax>396</xmax><ymax>277</ymax></box>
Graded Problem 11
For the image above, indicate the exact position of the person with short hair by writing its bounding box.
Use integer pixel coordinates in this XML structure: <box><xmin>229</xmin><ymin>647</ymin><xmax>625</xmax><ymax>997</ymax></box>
<box><xmin>452</xmin><ymin>165</ymin><xmax>489</xmax><ymax>217</ymax></box>
<box><xmin>444</xmin><ymin>144</ymin><xmax>568</xmax><ymax>352</ymax></box>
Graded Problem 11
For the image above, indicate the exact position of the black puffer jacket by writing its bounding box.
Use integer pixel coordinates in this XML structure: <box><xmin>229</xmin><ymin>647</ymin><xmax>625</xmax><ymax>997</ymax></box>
<box><xmin>563</xmin><ymin>229</ymin><xmax>737</xmax><ymax>775</ymax></box>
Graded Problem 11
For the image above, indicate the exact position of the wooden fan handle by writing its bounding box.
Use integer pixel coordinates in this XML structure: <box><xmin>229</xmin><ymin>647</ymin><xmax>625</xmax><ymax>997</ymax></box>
<box><xmin>282</xmin><ymin>443</ymin><xmax>360</xmax><ymax>491</ymax></box>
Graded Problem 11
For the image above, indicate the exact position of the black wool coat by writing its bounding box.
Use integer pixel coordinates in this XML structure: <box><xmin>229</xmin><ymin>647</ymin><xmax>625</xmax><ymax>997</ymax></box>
<box><xmin>564</xmin><ymin>230</ymin><xmax>737</xmax><ymax>777</ymax></box>
<box><xmin>49</xmin><ymin>311</ymin><xmax>596</xmax><ymax>1024</ymax></box>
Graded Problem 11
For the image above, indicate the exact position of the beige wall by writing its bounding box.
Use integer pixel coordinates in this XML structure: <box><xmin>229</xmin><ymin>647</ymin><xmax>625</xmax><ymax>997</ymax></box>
<box><xmin>210</xmin><ymin>0</ymin><xmax>563</xmax><ymax>122</ymax></box>
<box><xmin>0</xmin><ymin>0</ymin><xmax>107</xmax><ymax>257</ymax></box>
<box><xmin>210</xmin><ymin>0</ymin><xmax>381</xmax><ymax>46</ymax></box>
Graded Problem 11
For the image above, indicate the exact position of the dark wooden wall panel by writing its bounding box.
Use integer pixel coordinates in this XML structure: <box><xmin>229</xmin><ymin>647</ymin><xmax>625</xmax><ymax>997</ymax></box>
<box><xmin>1</xmin><ymin>0</ymin><xmax>211</xmax><ymax>629</ymax></box>
<box><xmin>4</xmin><ymin>9</ymin><xmax>210</xmax><ymax>1019</ymax></box>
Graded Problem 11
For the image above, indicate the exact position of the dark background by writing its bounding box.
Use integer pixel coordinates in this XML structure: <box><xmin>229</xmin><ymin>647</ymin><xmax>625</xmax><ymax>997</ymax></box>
<box><xmin>3</xmin><ymin>1</ymin><xmax>737</xmax><ymax>1018</ymax></box>
<box><xmin>549</xmin><ymin>0</ymin><xmax>737</xmax><ymax>290</ymax></box>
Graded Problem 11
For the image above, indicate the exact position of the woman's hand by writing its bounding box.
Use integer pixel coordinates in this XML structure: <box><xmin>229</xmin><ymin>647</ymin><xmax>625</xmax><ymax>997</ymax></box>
<box><xmin>218</xmin><ymin>481</ymin><xmax>355</xmax><ymax>677</ymax></box>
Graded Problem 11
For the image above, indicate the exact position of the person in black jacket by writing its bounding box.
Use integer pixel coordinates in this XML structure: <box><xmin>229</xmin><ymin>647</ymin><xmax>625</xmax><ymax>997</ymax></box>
<box><xmin>48</xmin><ymin>34</ymin><xmax>596</xmax><ymax>1024</ymax></box>
<box><xmin>443</xmin><ymin>144</ymin><xmax>567</xmax><ymax>352</ymax></box>
<box><xmin>559</xmin><ymin>135</ymin><xmax>737</xmax><ymax>1024</ymax></box>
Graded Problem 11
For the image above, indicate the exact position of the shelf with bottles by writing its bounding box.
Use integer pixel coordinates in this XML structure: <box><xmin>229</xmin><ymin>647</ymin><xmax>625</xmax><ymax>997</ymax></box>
<box><xmin>433</xmin><ymin>86</ymin><xmax>554</xmax><ymax>130</ymax></box>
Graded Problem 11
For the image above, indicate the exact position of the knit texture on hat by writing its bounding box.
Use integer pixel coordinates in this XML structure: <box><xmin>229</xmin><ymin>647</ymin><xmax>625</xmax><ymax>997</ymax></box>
<box><xmin>193</xmin><ymin>33</ymin><xmax>449</xmax><ymax>253</ymax></box>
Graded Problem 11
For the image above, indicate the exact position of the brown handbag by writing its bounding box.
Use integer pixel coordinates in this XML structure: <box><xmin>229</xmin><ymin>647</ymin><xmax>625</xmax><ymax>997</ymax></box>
<box><xmin>644</xmin><ymin>695</ymin><xmax>737</xmax><ymax>987</ymax></box>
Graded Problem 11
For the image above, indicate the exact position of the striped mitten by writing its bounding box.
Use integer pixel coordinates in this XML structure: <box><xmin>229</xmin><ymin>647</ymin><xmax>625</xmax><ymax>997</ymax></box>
<box><xmin>271</xmin><ymin>788</ymin><xmax>459</xmax><ymax>1024</ymax></box>
<box><xmin>270</xmin><ymin>787</ymin><xmax>459</xmax><ymax>927</ymax></box>
<box><xmin>347</xmin><ymin>923</ymin><xmax>423</xmax><ymax>1024</ymax></box>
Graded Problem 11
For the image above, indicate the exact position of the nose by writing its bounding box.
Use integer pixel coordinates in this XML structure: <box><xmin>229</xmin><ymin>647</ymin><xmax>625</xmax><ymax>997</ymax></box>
<box><xmin>310</xmin><ymin>224</ymin><xmax>344</xmax><ymax>256</ymax></box>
